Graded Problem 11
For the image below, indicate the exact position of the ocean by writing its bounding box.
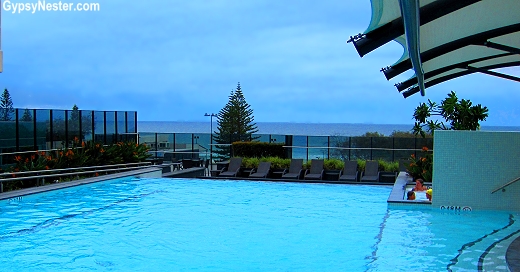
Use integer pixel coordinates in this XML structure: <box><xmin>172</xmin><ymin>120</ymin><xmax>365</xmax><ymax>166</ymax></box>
<box><xmin>138</xmin><ymin>121</ymin><xmax>520</xmax><ymax>136</ymax></box>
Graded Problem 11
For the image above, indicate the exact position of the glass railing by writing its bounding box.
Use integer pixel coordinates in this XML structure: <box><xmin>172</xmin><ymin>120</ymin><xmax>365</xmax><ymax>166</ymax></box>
<box><xmin>0</xmin><ymin>108</ymin><xmax>138</xmax><ymax>169</ymax></box>
<box><xmin>138</xmin><ymin>133</ymin><xmax>434</xmax><ymax>163</ymax></box>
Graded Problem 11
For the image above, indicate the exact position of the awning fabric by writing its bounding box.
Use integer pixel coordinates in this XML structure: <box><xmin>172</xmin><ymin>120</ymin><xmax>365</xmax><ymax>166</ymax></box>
<box><xmin>348</xmin><ymin>0</ymin><xmax>520</xmax><ymax>98</ymax></box>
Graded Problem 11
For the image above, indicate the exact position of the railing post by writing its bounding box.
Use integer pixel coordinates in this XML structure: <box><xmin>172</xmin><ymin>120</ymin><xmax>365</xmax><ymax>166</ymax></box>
<box><xmin>370</xmin><ymin>137</ymin><xmax>373</xmax><ymax>160</ymax></box>
<box><xmin>327</xmin><ymin>136</ymin><xmax>330</xmax><ymax>159</ymax></box>
<box><xmin>191</xmin><ymin>134</ymin><xmax>195</xmax><ymax>159</ymax></box>
<box><xmin>306</xmin><ymin>136</ymin><xmax>309</xmax><ymax>162</ymax></box>
<box><xmin>15</xmin><ymin>109</ymin><xmax>19</xmax><ymax>152</ymax></box>
<box><xmin>348</xmin><ymin>137</ymin><xmax>351</xmax><ymax>161</ymax></box>
<box><xmin>154</xmin><ymin>133</ymin><xmax>158</xmax><ymax>159</ymax></box>
<box><xmin>392</xmin><ymin>137</ymin><xmax>395</xmax><ymax>162</ymax></box>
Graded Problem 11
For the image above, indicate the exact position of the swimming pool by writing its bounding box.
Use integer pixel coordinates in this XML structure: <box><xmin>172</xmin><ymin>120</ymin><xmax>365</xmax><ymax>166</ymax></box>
<box><xmin>1</xmin><ymin>177</ymin><xmax>519</xmax><ymax>271</ymax></box>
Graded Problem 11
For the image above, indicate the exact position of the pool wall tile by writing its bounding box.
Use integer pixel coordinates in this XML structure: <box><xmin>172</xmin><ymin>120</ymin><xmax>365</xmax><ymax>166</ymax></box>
<box><xmin>433</xmin><ymin>130</ymin><xmax>520</xmax><ymax>211</ymax></box>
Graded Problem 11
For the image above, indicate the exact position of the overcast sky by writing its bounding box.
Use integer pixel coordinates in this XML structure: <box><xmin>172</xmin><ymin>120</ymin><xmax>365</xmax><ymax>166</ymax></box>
<box><xmin>2</xmin><ymin>0</ymin><xmax>519</xmax><ymax>125</ymax></box>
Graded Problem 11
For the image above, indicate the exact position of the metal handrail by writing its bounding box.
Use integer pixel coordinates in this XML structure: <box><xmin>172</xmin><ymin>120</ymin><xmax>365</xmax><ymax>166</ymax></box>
<box><xmin>0</xmin><ymin>165</ymin><xmax>152</xmax><ymax>183</ymax></box>
<box><xmin>491</xmin><ymin>176</ymin><xmax>520</xmax><ymax>194</ymax></box>
<box><xmin>0</xmin><ymin>162</ymin><xmax>151</xmax><ymax>178</ymax></box>
<box><xmin>282</xmin><ymin>145</ymin><xmax>431</xmax><ymax>151</ymax></box>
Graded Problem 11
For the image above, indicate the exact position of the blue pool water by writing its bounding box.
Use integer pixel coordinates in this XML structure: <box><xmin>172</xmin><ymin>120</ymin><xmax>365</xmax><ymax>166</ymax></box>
<box><xmin>1</xmin><ymin>178</ymin><xmax>519</xmax><ymax>271</ymax></box>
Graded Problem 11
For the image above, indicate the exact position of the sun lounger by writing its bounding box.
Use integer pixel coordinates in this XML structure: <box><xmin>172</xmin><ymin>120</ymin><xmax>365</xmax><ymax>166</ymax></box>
<box><xmin>304</xmin><ymin>159</ymin><xmax>324</xmax><ymax>180</ymax></box>
<box><xmin>281</xmin><ymin>159</ymin><xmax>303</xmax><ymax>179</ymax></box>
<box><xmin>339</xmin><ymin>160</ymin><xmax>358</xmax><ymax>182</ymax></box>
<box><xmin>218</xmin><ymin>157</ymin><xmax>243</xmax><ymax>177</ymax></box>
<box><xmin>361</xmin><ymin>161</ymin><xmax>379</xmax><ymax>182</ymax></box>
<box><xmin>249</xmin><ymin>162</ymin><xmax>271</xmax><ymax>178</ymax></box>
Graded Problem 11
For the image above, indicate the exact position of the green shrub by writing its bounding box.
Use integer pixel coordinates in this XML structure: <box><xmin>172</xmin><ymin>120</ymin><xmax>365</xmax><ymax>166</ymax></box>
<box><xmin>242</xmin><ymin>157</ymin><xmax>260</xmax><ymax>168</ymax></box>
<box><xmin>324</xmin><ymin>158</ymin><xmax>344</xmax><ymax>170</ymax></box>
<box><xmin>254</xmin><ymin>157</ymin><xmax>290</xmax><ymax>169</ymax></box>
<box><xmin>357</xmin><ymin>159</ymin><xmax>366</xmax><ymax>172</ymax></box>
<box><xmin>303</xmin><ymin>160</ymin><xmax>311</xmax><ymax>169</ymax></box>
<box><xmin>377</xmin><ymin>159</ymin><xmax>399</xmax><ymax>172</ymax></box>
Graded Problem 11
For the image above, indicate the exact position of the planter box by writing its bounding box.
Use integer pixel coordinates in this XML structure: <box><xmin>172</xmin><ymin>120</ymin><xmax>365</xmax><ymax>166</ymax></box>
<box><xmin>324</xmin><ymin>170</ymin><xmax>341</xmax><ymax>181</ymax></box>
<box><xmin>379</xmin><ymin>171</ymin><xmax>397</xmax><ymax>183</ymax></box>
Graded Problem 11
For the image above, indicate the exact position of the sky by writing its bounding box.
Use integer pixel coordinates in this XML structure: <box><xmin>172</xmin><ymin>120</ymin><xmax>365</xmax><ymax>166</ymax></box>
<box><xmin>1</xmin><ymin>0</ymin><xmax>519</xmax><ymax>126</ymax></box>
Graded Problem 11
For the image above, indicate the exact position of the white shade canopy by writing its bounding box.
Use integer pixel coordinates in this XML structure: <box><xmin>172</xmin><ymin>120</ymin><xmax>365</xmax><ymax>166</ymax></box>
<box><xmin>349</xmin><ymin>0</ymin><xmax>520</xmax><ymax>98</ymax></box>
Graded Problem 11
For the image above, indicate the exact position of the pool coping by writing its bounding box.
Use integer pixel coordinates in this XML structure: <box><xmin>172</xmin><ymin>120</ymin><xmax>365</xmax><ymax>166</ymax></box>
<box><xmin>0</xmin><ymin>167</ymin><xmax>161</xmax><ymax>201</ymax></box>
<box><xmin>387</xmin><ymin>172</ymin><xmax>431</xmax><ymax>205</ymax></box>
<box><xmin>195</xmin><ymin>176</ymin><xmax>395</xmax><ymax>186</ymax></box>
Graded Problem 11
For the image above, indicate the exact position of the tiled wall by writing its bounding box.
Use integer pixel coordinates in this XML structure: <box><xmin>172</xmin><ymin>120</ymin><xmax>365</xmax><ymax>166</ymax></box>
<box><xmin>433</xmin><ymin>131</ymin><xmax>520</xmax><ymax>211</ymax></box>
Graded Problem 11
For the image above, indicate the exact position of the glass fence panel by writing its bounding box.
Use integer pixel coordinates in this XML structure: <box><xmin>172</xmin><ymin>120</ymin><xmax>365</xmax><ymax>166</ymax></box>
<box><xmin>371</xmin><ymin>137</ymin><xmax>393</xmax><ymax>161</ymax></box>
<box><xmin>139</xmin><ymin>132</ymin><xmax>156</xmax><ymax>158</ymax></box>
<box><xmin>292</xmin><ymin>136</ymin><xmax>307</xmax><ymax>160</ymax></box>
<box><xmin>155</xmin><ymin>133</ymin><xmax>173</xmax><ymax>151</ymax></box>
<box><xmin>18</xmin><ymin>109</ymin><xmax>35</xmax><ymax>151</ymax></box>
<box><xmin>0</xmin><ymin>107</ymin><xmax>16</xmax><ymax>156</ymax></box>
<box><xmin>52</xmin><ymin>110</ymin><xmax>66</xmax><ymax>148</ymax></box>
<box><xmin>350</xmin><ymin>136</ymin><xmax>371</xmax><ymax>160</ymax></box>
<box><xmin>81</xmin><ymin>110</ymin><xmax>93</xmax><ymax>142</ymax></box>
<box><xmin>394</xmin><ymin>137</ymin><xmax>417</xmax><ymax>161</ymax></box>
<box><xmin>253</xmin><ymin>134</ymin><xmax>269</xmax><ymax>143</ymax></box>
<box><xmin>127</xmin><ymin>112</ymin><xmax>136</xmax><ymax>133</ymax></box>
<box><xmin>194</xmin><ymin>133</ymin><xmax>209</xmax><ymax>161</ymax></box>
<box><xmin>175</xmin><ymin>133</ymin><xmax>194</xmax><ymax>160</ymax></box>
<box><xmin>329</xmin><ymin>136</ymin><xmax>350</xmax><ymax>160</ymax></box>
<box><xmin>105</xmin><ymin>111</ymin><xmax>116</xmax><ymax>144</ymax></box>
<box><xmin>194</xmin><ymin>133</ymin><xmax>211</xmax><ymax>160</ymax></box>
<box><xmin>67</xmin><ymin>109</ymin><xmax>81</xmax><ymax>144</ymax></box>
<box><xmin>93</xmin><ymin>111</ymin><xmax>105</xmax><ymax>143</ymax></box>
<box><xmin>35</xmin><ymin>109</ymin><xmax>50</xmax><ymax>150</ymax></box>
<box><xmin>308</xmin><ymin>136</ymin><xmax>328</xmax><ymax>161</ymax></box>
<box><xmin>270</xmin><ymin>134</ymin><xmax>285</xmax><ymax>144</ymax></box>
<box><xmin>117</xmin><ymin>111</ymin><xmax>126</xmax><ymax>134</ymax></box>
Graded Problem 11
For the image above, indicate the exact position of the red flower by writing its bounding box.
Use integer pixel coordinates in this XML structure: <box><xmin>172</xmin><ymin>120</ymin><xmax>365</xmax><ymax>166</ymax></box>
<box><xmin>422</xmin><ymin>146</ymin><xmax>429</xmax><ymax>152</ymax></box>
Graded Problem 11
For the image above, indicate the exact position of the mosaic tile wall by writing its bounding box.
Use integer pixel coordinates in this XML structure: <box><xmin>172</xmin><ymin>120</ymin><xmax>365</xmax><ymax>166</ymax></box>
<box><xmin>433</xmin><ymin>130</ymin><xmax>520</xmax><ymax>211</ymax></box>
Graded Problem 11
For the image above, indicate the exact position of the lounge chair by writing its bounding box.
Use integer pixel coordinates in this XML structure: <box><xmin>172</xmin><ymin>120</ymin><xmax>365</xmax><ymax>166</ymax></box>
<box><xmin>249</xmin><ymin>162</ymin><xmax>271</xmax><ymax>178</ymax></box>
<box><xmin>218</xmin><ymin>157</ymin><xmax>243</xmax><ymax>177</ymax></box>
<box><xmin>339</xmin><ymin>160</ymin><xmax>358</xmax><ymax>182</ymax></box>
<box><xmin>361</xmin><ymin>161</ymin><xmax>379</xmax><ymax>182</ymax></box>
<box><xmin>304</xmin><ymin>159</ymin><xmax>324</xmax><ymax>180</ymax></box>
<box><xmin>281</xmin><ymin>159</ymin><xmax>304</xmax><ymax>179</ymax></box>
<box><xmin>181</xmin><ymin>159</ymin><xmax>193</xmax><ymax>169</ymax></box>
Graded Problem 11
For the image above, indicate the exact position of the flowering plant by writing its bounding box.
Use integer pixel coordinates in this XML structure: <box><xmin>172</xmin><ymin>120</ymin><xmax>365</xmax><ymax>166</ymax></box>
<box><xmin>406</xmin><ymin>146</ymin><xmax>433</xmax><ymax>183</ymax></box>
